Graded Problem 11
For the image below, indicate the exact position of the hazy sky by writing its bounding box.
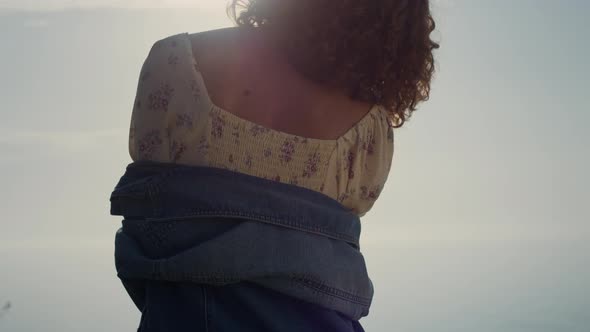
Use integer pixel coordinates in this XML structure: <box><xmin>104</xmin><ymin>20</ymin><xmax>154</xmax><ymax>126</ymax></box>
<box><xmin>0</xmin><ymin>1</ymin><xmax>589</xmax><ymax>331</ymax></box>
<box><xmin>0</xmin><ymin>0</ymin><xmax>220</xmax><ymax>10</ymax></box>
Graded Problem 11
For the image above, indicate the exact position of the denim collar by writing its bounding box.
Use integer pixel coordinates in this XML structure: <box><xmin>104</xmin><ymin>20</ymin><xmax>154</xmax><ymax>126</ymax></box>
<box><xmin>111</xmin><ymin>161</ymin><xmax>362</xmax><ymax>248</ymax></box>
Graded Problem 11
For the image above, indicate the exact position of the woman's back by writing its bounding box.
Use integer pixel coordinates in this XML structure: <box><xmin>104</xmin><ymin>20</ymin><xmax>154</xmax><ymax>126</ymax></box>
<box><xmin>116</xmin><ymin>1</ymin><xmax>439</xmax><ymax>330</ymax></box>
<box><xmin>129</xmin><ymin>31</ymin><xmax>394</xmax><ymax>216</ymax></box>
<box><xmin>188</xmin><ymin>27</ymin><xmax>377</xmax><ymax>140</ymax></box>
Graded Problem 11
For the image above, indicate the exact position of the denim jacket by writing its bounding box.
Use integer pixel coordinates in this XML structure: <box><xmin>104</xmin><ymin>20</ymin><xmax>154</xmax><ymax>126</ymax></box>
<box><xmin>110</xmin><ymin>161</ymin><xmax>374</xmax><ymax>320</ymax></box>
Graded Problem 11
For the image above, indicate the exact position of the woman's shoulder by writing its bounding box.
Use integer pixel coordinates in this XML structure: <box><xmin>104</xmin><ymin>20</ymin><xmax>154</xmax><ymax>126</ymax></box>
<box><xmin>148</xmin><ymin>32</ymin><xmax>196</xmax><ymax>57</ymax></box>
<box><xmin>186</xmin><ymin>27</ymin><xmax>251</xmax><ymax>56</ymax></box>
<box><xmin>138</xmin><ymin>32</ymin><xmax>198</xmax><ymax>83</ymax></box>
<box><xmin>132</xmin><ymin>32</ymin><xmax>205</xmax><ymax>114</ymax></box>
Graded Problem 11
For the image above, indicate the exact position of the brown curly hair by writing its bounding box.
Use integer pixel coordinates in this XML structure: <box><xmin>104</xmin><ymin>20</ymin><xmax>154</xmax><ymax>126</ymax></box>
<box><xmin>228</xmin><ymin>0</ymin><xmax>439</xmax><ymax>128</ymax></box>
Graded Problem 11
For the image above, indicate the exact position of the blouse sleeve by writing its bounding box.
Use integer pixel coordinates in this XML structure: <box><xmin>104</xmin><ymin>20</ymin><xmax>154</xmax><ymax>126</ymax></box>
<box><xmin>322</xmin><ymin>106</ymin><xmax>394</xmax><ymax>216</ymax></box>
<box><xmin>128</xmin><ymin>33</ymin><xmax>205</xmax><ymax>163</ymax></box>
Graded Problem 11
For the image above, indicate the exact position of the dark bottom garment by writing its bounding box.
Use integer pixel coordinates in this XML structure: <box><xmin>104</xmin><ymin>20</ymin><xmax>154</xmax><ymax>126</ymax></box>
<box><xmin>137</xmin><ymin>280</ymin><xmax>366</xmax><ymax>332</ymax></box>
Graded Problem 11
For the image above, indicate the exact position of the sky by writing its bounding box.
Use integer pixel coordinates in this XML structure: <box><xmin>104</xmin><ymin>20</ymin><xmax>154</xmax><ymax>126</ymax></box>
<box><xmin>0</xmin><ymin>1</ymin><xmax>589</xmax><ymax>331</ymax></box>
<box><xmin>0</xmin><ymin>0</ymin><xmax>220</xmax><ymax>10</ymax></box>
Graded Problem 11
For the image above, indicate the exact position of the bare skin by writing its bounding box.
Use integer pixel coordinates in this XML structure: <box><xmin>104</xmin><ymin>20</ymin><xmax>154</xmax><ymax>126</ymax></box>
<box><xmin>189</xmin><ymin>27</ymin><xmax>375</xmax><ymax>140</ymax></box>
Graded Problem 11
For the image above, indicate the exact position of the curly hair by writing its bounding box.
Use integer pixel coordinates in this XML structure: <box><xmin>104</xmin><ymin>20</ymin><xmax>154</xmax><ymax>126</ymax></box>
<box><xmin>228</xmin><ymin>0</ymin><xmax>439</xmax><ymax>128</ymax></box>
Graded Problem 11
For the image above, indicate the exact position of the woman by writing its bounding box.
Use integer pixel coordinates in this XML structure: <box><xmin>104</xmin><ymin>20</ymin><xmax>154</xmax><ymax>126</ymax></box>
<box><xmin>110</xmin><ymin>0</ymin><xmax>438</xmax><ymax>331</ymax></box>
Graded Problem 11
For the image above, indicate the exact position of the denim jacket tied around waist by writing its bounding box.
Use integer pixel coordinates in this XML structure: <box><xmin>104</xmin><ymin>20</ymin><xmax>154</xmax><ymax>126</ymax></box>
<box><xmin>110</xmin><ymin>161</ymin><xmax>374</xmax><ymax>320</ymax></box>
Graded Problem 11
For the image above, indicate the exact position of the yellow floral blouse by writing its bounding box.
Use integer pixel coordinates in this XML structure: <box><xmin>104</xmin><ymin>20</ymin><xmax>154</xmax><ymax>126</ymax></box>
<box><xmin>129</xmin><ymin>33</ymin><xmax>395</xmax><ymax>217</ymax></box>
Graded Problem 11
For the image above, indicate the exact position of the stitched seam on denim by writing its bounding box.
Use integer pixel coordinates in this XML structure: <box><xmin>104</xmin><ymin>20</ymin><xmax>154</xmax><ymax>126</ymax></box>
<box><xmin>148</xmin><ymin>207</ymin><xmax>357</xmax><ymax>240</ymax></box>
<box><xmin>291</xmin><ymin>276</ymin><xmax>371</xmax><ymax>305</ymax></box>
<box><xmin>291</xmin><ymin>274</ymin><xmax>371</xmax><ymax>304</ymax></box>
<box><xmin>112</xmin><ymin>194</ymin><xmax>359</xmax><ymax>243</ymax></box>
<box><xmin>125</xmin><ymin>267</ymin><xmax>371</xmax><ymax>305</ymax></box>
<box><xmin>159</xmin><ymin>270</ymin><xmax>370</xmax><ymax>304</ymax></box>
<box><xmin>162</xmin><ymin>269</ymin><xmax>236</xmax><ymax>281</ymax></box>
<box><xmin>145</xmin><ymin>211</ymin><xmax>358</xmax><ymax>245</ymax></box>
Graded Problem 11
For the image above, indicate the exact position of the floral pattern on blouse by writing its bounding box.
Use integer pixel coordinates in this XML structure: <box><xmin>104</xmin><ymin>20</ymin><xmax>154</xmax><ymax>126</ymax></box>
<box><xmin>168</xmin><ymin>53</ymin><xmax>179</xmax><ymax>66</ymax></box>
<box><xmin>176</xmin><ymin>113</ymin><xmax>194</xmax><ymax>129</ymax></box>
<box><xmin>210</xmin><ymin>108</ymin><xmax>226</xmax><ymax>139</ymax></box>
<box><xmin>189</xmin><ymin>79</ymin><xmax>201</xmax><ymax>102</ymax></box>
<box><xmin>279</xmin><ymin>139</ymin><xmax>296</xmax><ymax>164</ymax></box>
<box><xmin>169</xmin><ymin>140</ymin><xmax>187</xmax><ymax>162</ymax></box>
<box><xmin>137</xmin><ymin>130</ymin><xmax>163</xmax><ymax>159</ymax></box>
<box><xmin>303</xmin><ymin>152</ymin><xmax>321</xmax><ymax>178</ymax></box>
<box><xmin>128</xmin><ymin>33</ymin><xmax>395</xmax><ymax>217</ymax></box>
<box><xmin>148</xmin><ymin>83</ymin><xmax>175</xmax><ymax>112</ymax></box>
